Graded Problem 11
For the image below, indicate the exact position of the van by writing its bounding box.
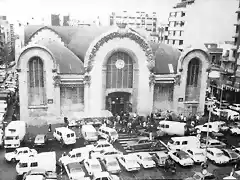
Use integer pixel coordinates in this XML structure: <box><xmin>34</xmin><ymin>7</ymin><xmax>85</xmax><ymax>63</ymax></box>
<box><xmin>167</xmin><ymin>136</ymin><xmax>200</xmax><ymax>151</ymax></box>
<box><xmin>158</xmin><ymin>121</ymin><xmax>188</xmax><ymax>136</ymax></box>
<box><xmin>98</xmin><ymin>126</ymin><xmax>118</xmax><ymax>142</ymax></box>
<box><xmin>81</xmin><ymin>125</ymin><xmax>98</xmax><ymax>142</ymax></box>
<box><xmin>16</xmin><ymin>151</ymin><xmax>56</xmax><ymax>176</ymax></box>
<box><xmin>53</xmin><ymin>127</ymin><xmax>76</xmax><ymax>145</ymax></box>
<box><xmin>4</xmin><ymin>121</ymin><xmax>27</xmax><ymax>148</ymax></box>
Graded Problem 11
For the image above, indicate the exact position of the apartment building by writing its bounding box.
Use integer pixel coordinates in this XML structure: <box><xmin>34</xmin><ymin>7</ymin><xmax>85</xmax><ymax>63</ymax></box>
<box><xmin>109</xmin><ymin>11</ymin><xmax>157</xmax><ymax>42</ymax></box>
<box><xmin>166</xmin><ymin>0</ymin><xmax>195</xmax><ymax>50</ymax></box>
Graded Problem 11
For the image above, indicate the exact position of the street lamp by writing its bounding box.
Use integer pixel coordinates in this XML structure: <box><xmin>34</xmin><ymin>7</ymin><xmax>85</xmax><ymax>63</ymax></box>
<box><xmin>203</xmin><ymin>68</ymin><xmax>220</xmax><ymax>173</ymax></box>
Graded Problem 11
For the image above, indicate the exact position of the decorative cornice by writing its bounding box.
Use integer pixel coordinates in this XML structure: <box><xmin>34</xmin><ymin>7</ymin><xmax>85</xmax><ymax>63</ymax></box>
<box><xmin>85</xmin><ymin>30</ymin><xmax>154</xmax><ymax>72</ymax></box>
<box><xmin>83</xmin><ymin>73</ymin><xmax>91</xmax><ymax>86</ymax></box>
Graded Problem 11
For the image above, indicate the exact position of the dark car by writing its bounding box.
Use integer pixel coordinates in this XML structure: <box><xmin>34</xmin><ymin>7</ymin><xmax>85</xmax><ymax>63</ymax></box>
<box><xmin>34</xmin><ymin>134</ymin><xmax>48</xmax><ymax>147</ymax></box>
<box><xmin>126</xmin><ymin>137</ymin><xmax>153</xmax><ymax>151</ymax></box>
<box><xmin>222</xmin><ymin>149</ymin><xmax>240</xmax><ymax>163</ymax></box>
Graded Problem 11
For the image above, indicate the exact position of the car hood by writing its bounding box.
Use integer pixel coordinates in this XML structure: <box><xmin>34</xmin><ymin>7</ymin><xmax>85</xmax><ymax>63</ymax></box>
<box><xmin>193</xmin><ymin>156</ymin><xmax>205</xmax><ymax>162</ymax></box>
<box><xmin>142</xmin><ymin>160</ymin><xmax>156</xmax><ymax>165</ymax></box>
<box><xmin>180</xmin><ymin>158</ymin><xmax>193</xmax><ymax>164</ymax></box>
<box><xmin>108</xmin><ymin>165</ymin><xmax>121</xmax><ymax>171</ymax></box>
<box><xmin>71</xmin><ymin>171</ymin><xmax>85</xmax><ymax>179</ymax></box>
<box><xmin>5</xmin><ymin>152</ymin><xmax>15</xmax><ymax>159</ymax></box>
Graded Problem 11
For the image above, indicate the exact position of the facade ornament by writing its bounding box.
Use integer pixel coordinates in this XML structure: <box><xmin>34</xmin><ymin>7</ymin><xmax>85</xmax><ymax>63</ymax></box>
<box><xmin>86</xmin><ymin>31</ymin><xmax>154</xmax><ymax>72</ymax></box>
<box><xmin>174</xmin><ymin>74</ymin><xmax>181</xmax><ymax>86</ymax></box>
<box><xmin>149</xmin><ymin>73</ymin><xmax>155</xmax><ymax>87</ymax></box>
<box><xmin>53</xmin><ymin>75</ymin><xmax>61</xmax><ymax>87</ymax></box>
<box><xmin>84</xmin><ymin>73</ymin><xmax>91</xmax><ymax>86</ymax></box>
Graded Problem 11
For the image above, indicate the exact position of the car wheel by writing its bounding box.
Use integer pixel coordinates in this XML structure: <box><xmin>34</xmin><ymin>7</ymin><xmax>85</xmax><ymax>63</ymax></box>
<box><xmin>11</xmin><ymin>158</ymin><xmax>16</xmax><ymax>163</ymax></box>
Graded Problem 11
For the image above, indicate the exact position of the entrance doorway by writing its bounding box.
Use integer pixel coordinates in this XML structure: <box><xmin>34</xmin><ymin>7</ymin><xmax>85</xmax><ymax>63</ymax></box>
<box><xmin>106</xmin><ymin>92</ymin><xmax>131</xmax><ymax>115</ymax></box>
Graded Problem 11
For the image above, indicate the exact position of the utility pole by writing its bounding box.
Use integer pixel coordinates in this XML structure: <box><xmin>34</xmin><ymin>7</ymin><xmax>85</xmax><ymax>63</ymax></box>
<box><xmin>232</xmin><ymin>20</ymin><xmax>240</xmax><ymax>87</ymax></box>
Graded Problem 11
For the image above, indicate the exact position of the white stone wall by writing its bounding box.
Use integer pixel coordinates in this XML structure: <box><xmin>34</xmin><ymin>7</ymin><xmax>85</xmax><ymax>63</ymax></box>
<box><xmin>18</xmin><ymin>47</ymin><xmax>61</xmax><ymax>125</ymax></box>
<box><xmin>173</xmin><ymin>50</ymin><xmax>209</xmax><ymax>115</ymax></box>
<box><xmin>86</xmin><ymin>37</ymin><xmax>154</xmax><ymax>116</ymax></box>
<box><xmin>153</xmin><ymin>84</ymin><xmax>174</xmax><ymax>112</ymax></box>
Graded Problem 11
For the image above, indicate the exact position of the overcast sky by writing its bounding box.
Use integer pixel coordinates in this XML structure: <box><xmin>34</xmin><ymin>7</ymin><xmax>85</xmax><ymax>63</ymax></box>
<box><xmin>0</xmin><ymin>0</ymin><xmax>178</xmax><ymax>23</ymax></box>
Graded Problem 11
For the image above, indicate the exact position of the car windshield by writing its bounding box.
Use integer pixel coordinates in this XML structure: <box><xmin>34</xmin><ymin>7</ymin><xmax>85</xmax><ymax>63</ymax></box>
<box><xmin>70</xmin><ymin>167</ymin><xmax>82</xmax><ymax>173</ymax></box>
<box><xmin>143</xmin><ymin>156</ymin><xmax>152</xmax><ymax>161</ymax></box>
<box><xmin>195</xmin><ymin>152</ymin><xmax>204</xmax><ymax>156</ymax></box>
<box><xmin>108</xmin><ymin>161</ymin><xmax>118</xmax><ymax>166</ymax></box>
<box><xmin>5</xmin><ymin>136</ymin><xmax>14</xmax><ymax>140</ymax></box>
<box><xmin>216</xmin><ymin>153</ymin><xmax>224</xmax><ymax>157</ymax></box>
<box><xmin>126</xmin><ymin>159</ymin><xmax>136</xmax><ymax>164</ymax></box>
<box><xmin>89</xmin><ymin>132</ymin><xmax>98</xmax><ymax>136</ymax></box>
<box><xmin>91</xmin><ymin>164</ymin><xmax>101</xmax><ymax>170</ymax></box>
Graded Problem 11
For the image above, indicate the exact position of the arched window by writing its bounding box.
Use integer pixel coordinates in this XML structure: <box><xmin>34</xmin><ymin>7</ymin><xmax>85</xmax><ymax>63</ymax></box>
<box><xmin>186</xmin><ymin>58</ymin><xmax>200</xmax><ymax>87</ymax></box>
<box><xmin>28</xmin><ymin>57</ymin><xmax>45</xmax><ymax>106</ymax></box>
<box><xmin>106</xmin><ymin>52</ymin><xmax>133</xmax><ymax>88</ymax></box>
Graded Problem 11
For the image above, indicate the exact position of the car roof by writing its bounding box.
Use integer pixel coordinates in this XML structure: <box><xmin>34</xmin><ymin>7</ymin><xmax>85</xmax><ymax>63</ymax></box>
<box><xmin>177</xmin><ymin>150</ymin><xmax>189</xmax><ymax>155</ymax></box>
<box><xmin>35</xmin><ymin>134</ymin><xmax>46</xmax><ymax>138</ymax></box>
<box><xmin>171</xmin><ymin>136</ymin><xmax>197</xmax><ymax>141</ymax></box>
<box><xmin>17</xmin><ymin>147</ymin><xmax>29</xmax><ymax>151</ymax></box>
<box><xmin>88</xmin><ymin>158</ymin><xmax>100</xmax><ymax>164</ymax></box>
<box><xmin>208</xmin><ymin>148</ymin><xmax>222</xmax><ymax>153</ymax></box>
<box><xmin>104</xmin><ymin>156</ymin><xmax>118</xmax><ymax>162</ymax></box>
<box><xmin>66</xmin><ymin>162</ymin><xmax>82</xmax><ymax>169</ymax></box>
<box><xmin>70</xmin><ymin>147</ymin><xmax>87</xmax><ymax>153</ymax></box>
<box><xmin>138</xmin><ymin>137</ymin><xmax>150</xmax><ymax>140</ymax></box>
<box><xmin>137</xmin><ymin>152</ymin><xmax>151</xmax><ymax>157</ymax></box>
<box><xmin>28</xmin><ymin>168</ymin><xmax>47</xmax><ymax>174</ymax></box>
<box><xmin>96</xmin><ymin>140</ymin><xmax>111</xmax><ymax>145</ymax></box>
<box><xmin>124</xmin><ymin>154</ymin><xmax>136</xmax><ymax>160</ymax></box>
<box><xmin>208</xmin><ymin>139</ymin><xmax>221</xmax><ymax>143</ymax></box>
<box><xmin>55</xmin><ymin>127</ymin><xmax>75</xmax><ymax>133</ymax></box>
<box><xmin>188</xmin><ymin>148</ymin><xmax>203</xmax><ymax>153</ymax></box>
<box><xmin>93</xmin><ymin>172</ymin><xmax>110</xmax><ymax>178</ymax></box>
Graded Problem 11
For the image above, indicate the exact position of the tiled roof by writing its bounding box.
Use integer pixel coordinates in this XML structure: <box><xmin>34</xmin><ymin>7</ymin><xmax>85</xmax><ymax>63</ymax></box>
<box><xmin>37</xmin><ymin>40</ymin><xmax>85</xmax><ymax>74</ymax></box>
<box><xmin>150</xmin><ymin>42</ymin><xmax>181</xmax><ymax>74</ymax></box>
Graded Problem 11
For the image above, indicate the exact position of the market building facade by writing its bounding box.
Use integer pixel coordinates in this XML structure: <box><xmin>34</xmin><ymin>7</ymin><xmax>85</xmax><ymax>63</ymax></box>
<box><xmin>16</xmin><ymin>25</ymin><xmax>210</xmax><ymax>125</ymax></box>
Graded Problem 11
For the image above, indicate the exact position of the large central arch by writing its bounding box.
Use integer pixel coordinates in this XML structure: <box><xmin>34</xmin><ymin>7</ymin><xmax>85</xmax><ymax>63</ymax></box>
<box><xmin>84</xmin><ymin>27</ymin><xmax>155</xmax><ymax>116</ymax></box>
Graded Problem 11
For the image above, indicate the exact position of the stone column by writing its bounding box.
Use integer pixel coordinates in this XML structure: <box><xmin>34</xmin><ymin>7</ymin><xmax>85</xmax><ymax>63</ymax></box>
<box><xmin>54</xmin><ymin>85</ymin><xmax>61</xmax><ymax>116</ymax></box>
<box><xmin>84</xmin><ymin>73</ymin><xmax>91</xmax><ymax>114</ymax></box>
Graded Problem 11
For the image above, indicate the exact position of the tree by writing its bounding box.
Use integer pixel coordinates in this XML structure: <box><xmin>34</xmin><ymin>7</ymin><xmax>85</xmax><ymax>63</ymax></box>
<box><xmin>0</xmin><ymin>41</ymin><xmax>14</xmax><ymax>68</ymax></box>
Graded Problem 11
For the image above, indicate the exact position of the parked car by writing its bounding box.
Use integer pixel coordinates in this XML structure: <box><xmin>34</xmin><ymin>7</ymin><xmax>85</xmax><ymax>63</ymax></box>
<box><xmin>184</xmin><ymin>171</ymin><xmax>216</xmax><ymax>180</ymax></box>
<box><xmin>90</xmin><ymin>140</ymin><xmax>113</xmax><ymax>153</ymax></box>
<box><xmin>5</xmin><ymin>147</ymin><xmax>37</xmax><ymax>163</ymax></box>
<box><xmin>185</xmin><ymin>148</ymin><xmax>205</xmax><ymax>164</ymax></box>
<box><xmin>200</xmin><ymin>138</ymin><xmax>226</xmax><ymax>149</ymax></box>
<box><xmin>221</xmin><ymin>149</ymin><xmax>240</xmax><ymax>163</ymax></box>
<box><xmin>229</xmin><ymin>126</ymin><xmax>240</xmax><ymax>136</ymax></box>
<box><xmin>206</xmin><ymin>148</ymin><xmax>230</xmax><ymax>165</ymax></box>
<box><xmin>135</xmin><ymin>152</ymin><xmax>156</xmax><ymax>169</ymax></box>
<box><xmin>126</xmin><ymin>137</ymin><xmax>153</xmax><ymax>151</ymax></box>
<box><xmin>117</xmin><ymin>154</ymin><xmax>140</xmax><ymax>172</ymax></box>
<box><xmin>84</xmin><ymin>158</ymin><xmax>102</xmax><ymax>176</ymax></box>
<box><xmin>64</xmin><ymin>162</ymin><xmax>85</xmax><ymax>180</ymax></box>
<box><xmin>92</xmin><ymin>172</ymin><xmax>119</xmax><ymax>180</ymax></box>
<box><xmin>229</xmin><ymin>104</ymin><xmax>240</xmax><ymax>112</ymax></box>
<box><xmin>91</xmin><ymin>149</ymin><xmax>123</xmax><ymax>160</ymax></box>
<box><xmin>33</xmin><ymin>134</ymin><xmax>48</xmax><ymax>147</ymax></box>
<box><xmin>150</xmin><ymin>151</ymin><xmax>168</xmax><ymax>167</ymax></box>
<box><xmin>22</xmin><ymin>169</ymin><xmax>57</xmax><ymax>180</ymax></box>
<box><xmin>168</xmin><ymin>150</ymin><xmax>194</xmax><ymax>167</ymax></box>
<box><xmin>101</xmin><ymin>157</ymin><xmax>121</xmax><ymax>174</ymax></box>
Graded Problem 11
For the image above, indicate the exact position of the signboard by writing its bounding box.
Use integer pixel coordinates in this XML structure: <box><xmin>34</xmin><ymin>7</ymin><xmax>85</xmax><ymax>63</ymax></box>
<box><xmin>48</xmin><ymin>99</ymin><xmax>53</xmax><ymax>104</ymax></box>
<box><xmin>178</xmin><ymin>98</ymin><xmax>184</xmax><ymax>102</ymax></box>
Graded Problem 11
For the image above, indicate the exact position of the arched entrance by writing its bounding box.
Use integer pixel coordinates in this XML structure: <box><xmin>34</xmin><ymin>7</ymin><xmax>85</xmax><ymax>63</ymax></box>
<box><xmin>106</xmin><ymin>92</ymin><xmax>131</xmax><ymax>115</ymax></box>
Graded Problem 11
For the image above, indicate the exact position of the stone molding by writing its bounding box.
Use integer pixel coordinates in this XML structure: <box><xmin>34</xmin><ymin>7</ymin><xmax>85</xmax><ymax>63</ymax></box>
<box><xmin>84</xmin><ymin>28</ymin><xmax>154</xmax><ymax>72</ymax></box>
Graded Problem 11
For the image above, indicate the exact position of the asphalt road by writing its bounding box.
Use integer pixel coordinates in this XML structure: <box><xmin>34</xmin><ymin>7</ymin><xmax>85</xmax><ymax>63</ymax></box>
<box><xmin>0</xmin><ymin>133</ymin><xmax>239</xmax><ymax>180</ymax></box>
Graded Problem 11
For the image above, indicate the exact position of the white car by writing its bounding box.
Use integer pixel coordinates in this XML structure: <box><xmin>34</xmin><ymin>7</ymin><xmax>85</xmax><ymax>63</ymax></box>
<box><xmin>185</xmin><ymin>148</ymin><xmax>205</xmax><ymax>164</ymax></box>
<box><xmin>92</xmin><ymin>172</ymin><xmax>119</xmax><ymax>180</ymax></box>
<box><xmin>101</xmin><ymin>157</ymin><xmax>121</xmax><ymax>174</ymax></box>
<box><xmin>91</xmin><ymin>149</ymin><xmax>123</xmax><ymax>160</ymax></box>
<box><xmin>135</xmin><ymin>152</ymin><xmax>156</xmax><ymax>169</ymax></box>
<box><xmin>89</xmin><ymin>140</ymin><xmax>113</xmax><ymax>153</ymax></box>
<box><xmin>229</xmin><ymin>104</ymin><xmax>240</xmax><ymax>112</ymax></box>
<box><xmin>206</xmin><ymin>148</ymin><xmax>230</xmax><ymax>165</ymax></box>
<box><xmin>59</xmin><ymin>147</ymin><xmax>88</xmax><ymax>165</ymax></box>
<box><xmin>168</xmin><ymin>150</ymin><xmax>194</xmax><ymax>167</ymax></box>
<box><xmin>117</xmin><ymin>154</ymin><xmax>140</xmax><ymax>172</ymax></box>
<box><xmin>64</xmin><ymin>162</ymin><xmax>85</xmax><ymax>180</ymax></box>
<box><xmin>5</xmin><ymin>147</ymin><xmax>37</xmax><ymax>163</ymax></box>
<box><xmin>229</xmin><ymin>127</ymin><xmax>240</xmax><ymax>135</ymax></box>
<box><xmin>196</xmin><ymin>122</ymin><xmax>224</xmax><ymax>133</ymax></box>
<box><xmin>84</xmin><ymin>158</ymin><xmax>102</xmax><ymax>176</ymax></box>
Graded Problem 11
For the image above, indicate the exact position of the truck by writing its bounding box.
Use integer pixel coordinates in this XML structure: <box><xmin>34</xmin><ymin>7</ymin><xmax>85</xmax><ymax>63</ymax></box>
<box><xmin>16</xmin><ymin>151</ymin><xmax>57</xmax><ymax>176</ymax></box>
<box><xmin>4</xmin><ymin>121</ymin><xmax>27</xmax><ymax>148</ymax></box>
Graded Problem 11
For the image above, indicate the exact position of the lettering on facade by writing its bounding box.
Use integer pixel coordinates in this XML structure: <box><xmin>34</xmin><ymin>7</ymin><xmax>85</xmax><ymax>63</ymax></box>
<box><xmin>48</xmin><ymin>99</ymin><xmax>53</xmax><ymax>104</ymax></box>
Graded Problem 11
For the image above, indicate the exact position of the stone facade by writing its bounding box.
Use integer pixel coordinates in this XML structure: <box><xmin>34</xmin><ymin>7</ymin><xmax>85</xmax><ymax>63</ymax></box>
<box><xmin>16</xmin><ymin>25</ymin><xmax>210</xmax><ymax>125</ymax></box>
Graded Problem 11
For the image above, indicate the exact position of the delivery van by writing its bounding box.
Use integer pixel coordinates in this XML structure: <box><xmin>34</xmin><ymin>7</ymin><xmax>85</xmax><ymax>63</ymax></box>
<box><xmin>98</xmin><ymin>126</ymin><xmax>118</xmax><ymax>142</ymax></box>
<box><xmin>158</xmin><ymin>120</ymin><xmax>188</xmax><ymax>136</ymax></box>
<box><xmin>53</xmin><ymin>127</ymin><xmax>76</xmax><ymax>145</ymax></box>
<box><xmin>81</xmin><ymin>125</ymin><xmax>98</xmax><ymax>142</ymax></box>
<box><xmin>16</xmin><ymin>151</ymin><xmax>56</xmax><ymax>176</ymax></box>
<box><xmin>4</xmin><ymin>121</ymin><xmax>26</xmax><ymax>148</ymax></box>
<box><xmin>167</xmin><ymin>136</ymin><xmax>200</xmax><ymax>151</ymax></box>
